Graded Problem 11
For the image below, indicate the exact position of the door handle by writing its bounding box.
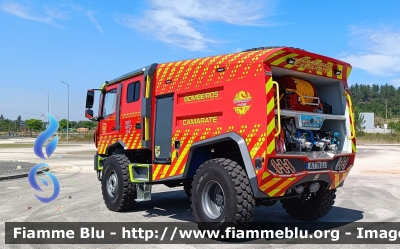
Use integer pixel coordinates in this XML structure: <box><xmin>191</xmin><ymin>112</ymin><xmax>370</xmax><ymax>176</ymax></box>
<box><xmin>135</xmin><ymin>123</ymin><xmax>141</xmax><ymax>129</ymax></box>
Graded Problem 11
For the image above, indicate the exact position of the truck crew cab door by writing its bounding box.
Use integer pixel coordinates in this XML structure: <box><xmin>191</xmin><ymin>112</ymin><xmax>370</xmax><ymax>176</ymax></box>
<box><xmin>98</xmin><ymin>84</ymin><xmax>119</xmax><ymax>152</ymax></box>
<box><xmin>98</xmin><ymin>76</ymin><xmax>145</xmax><ymax>153</ymax></box>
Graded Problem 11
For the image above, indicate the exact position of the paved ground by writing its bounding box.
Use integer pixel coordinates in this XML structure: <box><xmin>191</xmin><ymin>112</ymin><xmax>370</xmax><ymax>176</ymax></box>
<box><xmin>0</xmin><ymin>138</ymin><xmax>399</xmax><ymax>248</ymax></box>
<box><xmin>0</xmin><ymin>161</ymin><xmax>38</xmax><ymax>180</ymax></box>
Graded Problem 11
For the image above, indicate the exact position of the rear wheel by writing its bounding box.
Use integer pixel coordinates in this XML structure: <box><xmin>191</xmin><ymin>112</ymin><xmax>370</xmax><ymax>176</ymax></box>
<box><xmin>191</xmin><ymin>158</ymin><xmax>255</xmax><ymax>230</ymax></box>
<box><xmin>280</xmin><ymin>188</ymin><xmax>336</xmax><ymax>221</ymax></box>
<box><xmin>101</xmin><ymin>154</ymin><xmax>136</xmax><ymax>211</ymax></box>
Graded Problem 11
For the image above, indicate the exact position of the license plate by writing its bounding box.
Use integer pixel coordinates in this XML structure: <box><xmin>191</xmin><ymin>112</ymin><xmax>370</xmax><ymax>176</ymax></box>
<box><xmin>307</xmin><ymin>162</ymin><xmax>327</xmax><ymax>170</ymax></box>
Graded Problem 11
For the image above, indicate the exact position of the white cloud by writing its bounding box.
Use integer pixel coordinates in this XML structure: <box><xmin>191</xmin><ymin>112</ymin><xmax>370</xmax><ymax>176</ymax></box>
<box><xmin>390</xmin><ymin>79</ymin><xmax>400</xmax><ymax>87</ymax></box>
<box><xmin>44</xmin><ymin>5</ymin><xmax>70</xmax><ymax>20</ymax></box>
<box><xmin>1</xmin><ymin>1</ymin><xmax>102</xmax><ymax>32</ymax></box>
<box><xmin>0</xmin><ymin>2</ymin><xmax>53</xmax><ymax>24</ymax></box>
<box><xmin>117</xmin><ymin>0</ymin><xmax>276</xmax><ymax>51</ymax></box>
<box><xmin>86</xmin><ymin>10</ymin><xmax>103</xmax><ymax>33</ymax></box>
<box><xmin>339</xmin><ymin>26</ymin><xmax>400</xmax><ymax>76</ymax></box>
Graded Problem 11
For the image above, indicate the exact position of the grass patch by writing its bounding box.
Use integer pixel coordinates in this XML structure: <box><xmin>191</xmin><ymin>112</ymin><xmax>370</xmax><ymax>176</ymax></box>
<box><xmin>357</xmin><ymin>133</ymin><xmax>400</xmax><ymax>144</ymax></box>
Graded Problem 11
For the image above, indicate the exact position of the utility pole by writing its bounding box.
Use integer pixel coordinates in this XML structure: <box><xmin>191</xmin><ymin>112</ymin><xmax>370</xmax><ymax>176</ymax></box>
<box><xmin>42</xmin><ymin>88</ymin><xmax>49</xmax><ymax>125</ymax></box>
<box><xmin>386</xmin><ymin>99</ymin><xmax>388</xmax><ymax>119</ymax></box>
<box><xmin>61</xmin><ymin>81</ymin><xmax>70</xmax><ymax>142</ymax></box>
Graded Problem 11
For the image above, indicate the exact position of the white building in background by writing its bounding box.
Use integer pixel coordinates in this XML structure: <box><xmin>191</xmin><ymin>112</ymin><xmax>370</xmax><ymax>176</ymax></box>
<box><xmin>361</xmin><ymin>112</ymin><xmax>374</xmax><ymax>130</ymax></box>
<box><xmin>360</xmin><ymin>112</ymin><xmax>392</xmax><ymax>133</ymax></box>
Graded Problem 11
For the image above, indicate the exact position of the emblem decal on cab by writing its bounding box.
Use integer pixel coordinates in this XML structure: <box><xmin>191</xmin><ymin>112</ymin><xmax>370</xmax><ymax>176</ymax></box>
<box><xmin>233</xmin><ymin>91</ymin><xmax>252</xmax><ymax>116</ymax></box>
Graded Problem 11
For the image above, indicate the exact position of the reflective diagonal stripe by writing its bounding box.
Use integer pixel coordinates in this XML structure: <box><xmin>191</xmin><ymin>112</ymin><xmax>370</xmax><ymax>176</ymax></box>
<box><xmin>260</xmin><ymin>178</ymin><xmax>281</xmax><ymax>191</ymax></box>
<box><xmin>265</xmin><ymin>77</ymin><xmax>276</xmax><ymax>154</ymax></box>
<box><xmin>152</xmin><ymin>165</ymin><xmax>162</xmax><ymax>180</ymax></box>
<box><xmin>270</xmin><ymin>53</ymin><xmax>299</xmax><ymax>66</ymax></box>
<box><xmin>336</xmin><ymin>64</ymin><xmax>343</xmax><ymax>80</ymax></box>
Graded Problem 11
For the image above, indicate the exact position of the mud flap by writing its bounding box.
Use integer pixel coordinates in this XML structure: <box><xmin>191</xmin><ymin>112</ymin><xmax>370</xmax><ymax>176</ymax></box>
<box><xmin>94</xmin><ymin>153</ymin><xmax>104</xmax><ymax>181</ymax></box>
<box><xmin>97</xmin><ymin>170</ymin><xmax>102</xmax><ymax>181</ymax></box>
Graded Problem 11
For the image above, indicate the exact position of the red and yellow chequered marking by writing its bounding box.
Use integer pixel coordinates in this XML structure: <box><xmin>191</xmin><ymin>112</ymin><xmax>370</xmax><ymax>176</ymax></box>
<box><xmin>97</xmin><ymin>132</ymin><xmax>141</xmax><ymax>154</ymax></box>
<box><xmin>97</xmin><ymin>135</ymin><xmax>110</xmax><ymax>154</ymax></box>
<box><xmin>246</xmin><ymin>124</ymin><xmax>266</xmax><ymax>159</ymax></box>
<box><xmin>264</xmin><ymin>50</ymin><xmax>351</xmax><ymax>80</ymax></box>
<box><xmin>329</xmin><ymin>171</ymin><xmax>349</xmax><ymax>189</ymax></box>
<box><xmin>265</xmin><ymin>77</ymin><xmax>276</xmax><ymax>155</ymax></box>
<box><xmin>128</xmin><ymin>133</ymin><xmax>141</xmax><ymax>149</ymax></box>
<box><xmin>155</xmin><ymin>49</ymin><xmax>275</xmax><ymax>95</ymax></box>
<box><xmin>258</xmin><ymin>171</ymin><xmax>301</xmax><ymax>197</ymax></box>
<box><xmin>121</xmin><ymin>111</ymin><xmax>141</xmax><ymax>118</ymax></box>
<box><xmin>154</xmin><ymin>48</ymin><xmax>352</xmax><ymax>96</ymax></box>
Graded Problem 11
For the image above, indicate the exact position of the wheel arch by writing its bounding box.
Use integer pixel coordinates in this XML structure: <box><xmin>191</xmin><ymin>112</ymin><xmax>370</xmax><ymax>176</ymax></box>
<box><xmin>183</xmin><ymin>132</ymin><xmax>267</xmax><ymax>198</ymax></box>
<box><xmin>105</xmin><ymin>140</ymin><xmax>126</xmax><ymax>155</ymax></box>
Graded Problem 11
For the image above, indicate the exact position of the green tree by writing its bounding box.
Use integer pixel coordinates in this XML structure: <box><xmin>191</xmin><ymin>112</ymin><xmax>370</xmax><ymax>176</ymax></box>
<box><xmin>59</xmin><ymin>119</ymin><xmax>72</xmax><ymax>130</ymax></box>
<box><xmin>81</xmin><ymin>121</ymin><xmax>97</xmax><ymax>129</ymax></box>
<box><xmin>25</xmin><ymin>119</ymin><xmax>43</xmax><ymax>132</ymax></box>
<box><xmin>388</xmin><ymin>121</ymin><xmax>400</xmax><ymax>133</ymax></box>
<box><xmin>16</xmin><ymin>115</ymin><xmax>22</xmax><ymax>131</ymax></box>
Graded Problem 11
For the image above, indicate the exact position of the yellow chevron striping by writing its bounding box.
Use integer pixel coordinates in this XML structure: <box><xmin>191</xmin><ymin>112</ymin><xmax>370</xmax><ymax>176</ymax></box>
<box><xmin>172</xmin><ymin>132</ymin><xmax>198</xmax><ymax>176</ymax></box>
<box><xmin>260</xmin><ymin>178</ymin><xmax>281</xmax><ymax>191</ymax></box>
<box><xmin>264</xmin><ymin>50</ymin><xmax>286</xmax><ymax>62</ymax></box>
<box><xmin>267</xmin><ymin>97</ymin><xmax>275</xmax><ymax>114</ymax></box>
<box><xmin>267</xmin><ymin>141</ymin><xmax>275</xmax><ymax>154</ymax></box>
<box><xmin>352</xmin><ymin>141</ymin><xmax>357</xmax><ymax>152</ymax></box>
<box><xmin>337</xmin><ymin>64</ymin><xmax>343</xmax><ymax>80</ymax></box>
<box><xmin>152</xmin><ymin>165</ymin><xmax>162</xmax><ymax>180</ymax></box>
<box><xmin>262</xmin><ymin>172</ymin><xmax>270</xmax><ymax>180</ymax></box>
<box><xmin>327</xmin><ymin>62</ymin><xmax>334</xmax><ymax>77</ymax></box>
<box><xmin>270</xmin><ymin>53</ymin><xmax>299</xmax><ymax>66</ymax></box>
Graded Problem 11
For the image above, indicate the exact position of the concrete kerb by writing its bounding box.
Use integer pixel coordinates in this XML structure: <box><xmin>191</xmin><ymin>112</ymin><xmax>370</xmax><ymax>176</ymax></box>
<box><xmin>0</xmin><ymin>167</ymin><xmax>49</xmax><ymax>181</ymax></box>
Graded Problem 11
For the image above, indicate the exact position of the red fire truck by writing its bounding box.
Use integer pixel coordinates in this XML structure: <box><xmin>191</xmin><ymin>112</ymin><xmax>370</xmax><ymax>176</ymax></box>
<box><xmin>85</xmin><ymin>46</ymin><xmax>356</xmax><ymax>229</ymax></box>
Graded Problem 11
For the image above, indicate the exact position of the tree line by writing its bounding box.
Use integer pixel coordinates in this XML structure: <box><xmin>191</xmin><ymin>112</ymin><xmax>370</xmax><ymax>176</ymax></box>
<box><xmin>350</xmin><ymin>83</ymin><xmax>400</xmax><ymax>118</ymax></box>
<box><xmin>0</xmin><ymin>114</ymin><xmax>96</xmax><ymax>133</ymax></box>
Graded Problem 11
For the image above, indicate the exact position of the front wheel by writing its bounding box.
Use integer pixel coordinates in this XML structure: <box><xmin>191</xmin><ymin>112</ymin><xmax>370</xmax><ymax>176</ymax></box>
<box><xmin>101</xmin><ymin>154</ymin><xmax>136</xmax><ymax>211</ymax></box>
<box><xmin>191</xmin><ymin>158</ymin><xmax>255</xmax><ymax>230</ymax></box>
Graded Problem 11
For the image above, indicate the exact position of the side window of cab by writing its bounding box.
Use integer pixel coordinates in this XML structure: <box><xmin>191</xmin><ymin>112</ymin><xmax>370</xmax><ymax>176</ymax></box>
<box><xmin>127</xmin><ymin>81</ymin><xmax>140</xmax><ymax>103</ymax></box>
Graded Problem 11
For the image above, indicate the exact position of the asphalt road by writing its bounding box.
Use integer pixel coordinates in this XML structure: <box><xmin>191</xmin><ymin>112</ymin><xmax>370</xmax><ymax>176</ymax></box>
<box><xmin>0</xmin><ymin>139</ymin><xmax>399</xmax><ymax>248</ymax></box>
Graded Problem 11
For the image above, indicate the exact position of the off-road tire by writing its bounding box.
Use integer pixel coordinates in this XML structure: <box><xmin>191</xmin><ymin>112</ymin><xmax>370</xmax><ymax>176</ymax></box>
<box><xmin>183</xmin><ymin>182</ymin><xmax>192</xmax><ymax>198</ymax></box>
<box><xmin>101</xmin><ymin>154</ymin><xmax>136</xmax><ymax>211</ymax></box>
<box><xmin>280</xmin><ymin>188</ymin><xmax>336</xmax><ymax>221</ymax></box>
<box><xmin>191</xmin><ymin>158</ymin><xmax>255</xmax><ymax>230</ymax></box>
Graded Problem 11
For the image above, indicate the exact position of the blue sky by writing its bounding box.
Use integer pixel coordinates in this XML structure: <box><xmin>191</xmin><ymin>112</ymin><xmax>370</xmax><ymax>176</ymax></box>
<box><xmin>1</xmin><ymin>0</ymin><xmax>399</xmax><ymax>121</ymax></box>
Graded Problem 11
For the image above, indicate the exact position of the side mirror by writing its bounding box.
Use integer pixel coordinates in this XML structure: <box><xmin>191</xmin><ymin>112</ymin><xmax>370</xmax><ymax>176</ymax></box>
<box><xmin>85</xmin><ymin>109</ymin><xmax>94</xmax><ymax>119</ymax></box>
<box><xmin>86</xmin><ymin>90</ymin><xmax>95</xmax><ymax>109</ymax></box>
